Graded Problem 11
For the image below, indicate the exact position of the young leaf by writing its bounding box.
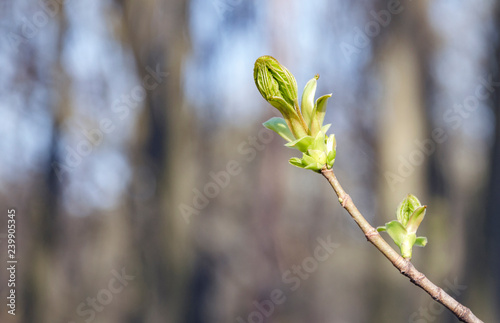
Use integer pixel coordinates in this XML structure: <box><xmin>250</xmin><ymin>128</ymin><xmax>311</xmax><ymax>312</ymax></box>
<box><xmin>289</xmin><ymin>157</ymin><xmax>305</xmax><ymax>168</ymax></box>
<box><xmin>263</xmin><ymin>117</ymin><xmax>295</xmax><ymax>142</ymax></box>
<box><xmin>264</xmin><ymin>97</ymin><xmax>307</xmax><ymax>139</ymax></box>
<box><xmin>307</xmin><ymin>149</ymin><xmax>327</xmax><ymax>165</ymax></box>
<box><xmin>396</xmin><ymin>194</ymin><xmax>422</xmax><ymax>227</ymax></box>
<box><xmin>326</xmin><ymin>134</ymin><xmax>336</xmax><ymax>152</ymax></box>
<box><xmin>385</xmin><ymin>220</ymin><xmax>408</xmax><ymax>248</ymax></box>
<box><xmin>301</xmin><ymin>75</ymin><xmax>318</xmax><ymax>128</ymax></box>
<box><xmin>285</xmin><ymin>136</ymin><xmax>314</xmax><ymax>153</ymax></box>
<box><xmin>310</xmin><ymin>93</ymin><xmax>332</xmax><ymax>136</ymax></box>
<box><xmin>301</xmin><ymin>154</ymin><xmax>323</xmax><ymax>172</ymax></box>
<box><xmin>304</xmin><ymin>162</ymin><xmax>323</xmax><ymax>172</ymax></box>
<box><xmin>326</xmin><ymin>151</ymin><xmax>336</xmax><ymax>168</ymax></box>
<box><xmin>406</xmin><ymin>206</ymin><xmax>427</xmax><ymax>234</ymax></box>
<box><xmin>326</xmin><ymin>134</ymin><xmax>336</xmax><ymax>168</ymax></box>
<box><xmin>415</xmin><ymin>236</ymin><xmax>428</xmax><ymax>247</ymax></box>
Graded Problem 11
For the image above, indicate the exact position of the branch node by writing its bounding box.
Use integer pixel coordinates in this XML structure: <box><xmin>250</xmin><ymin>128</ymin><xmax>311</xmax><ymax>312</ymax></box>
<box><xmin>365</xmin><ymin>228</ymin><xmax>379</xmax><ymax>241</ymax></box>
<box><xmin>411</xmin><ymin>272</ymin><xmax>426</xmax><ymax>285</ymax></box>
<box><xmin>395</xmin><ymin>256</ymin><xmax>411</xmax><ymax>274</ymax></box>
<box><xmin>321</xmin><ymin>168</ymin><xmax>331</xmax><ymax>173</ymax></box>
<box><xmin>339</xmin><ymin>194</ymin><xmax>351</xmax><ymax>208</ymax></box>
<box><xmin>454</xmin><ymin>303</ymin><xmax>470</xmax><ymax>320</ymax></box>
<box><xmin>432</xmin><ymin>288</ymin><xmax>443</xmax><ymax>301</ymax></box>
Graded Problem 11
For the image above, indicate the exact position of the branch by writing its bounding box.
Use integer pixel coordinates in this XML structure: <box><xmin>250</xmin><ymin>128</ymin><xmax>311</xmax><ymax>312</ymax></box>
<box><xmin>321</xmin><ymin>168</ymin><xmax>483</xmax><ymax>323</ymax></box>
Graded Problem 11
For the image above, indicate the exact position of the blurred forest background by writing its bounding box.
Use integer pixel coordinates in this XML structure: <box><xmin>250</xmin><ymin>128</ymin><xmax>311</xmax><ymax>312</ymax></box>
<box><xmin>0</xmin><ymin>0</ymin><xmax>499</xmax><ymax>322</ymax></box>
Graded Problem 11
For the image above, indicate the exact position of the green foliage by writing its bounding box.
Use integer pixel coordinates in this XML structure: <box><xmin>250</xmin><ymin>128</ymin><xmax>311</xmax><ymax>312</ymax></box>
<box><xmin>377</xmin><ymin>194</ymin><xmax>428</xmax><ymax>259</ymax></box>
<box><xmin>254</xmin><ymin>56</ymin><xmax>334</xmax><ymax>172</ymax></box>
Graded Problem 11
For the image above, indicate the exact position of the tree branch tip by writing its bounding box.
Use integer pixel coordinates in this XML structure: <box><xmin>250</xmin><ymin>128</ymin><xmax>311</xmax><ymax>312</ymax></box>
<box><xmin>317</xmin><ymin>164</ymin><xmax>482</xmax><ymax>322</ymax></box>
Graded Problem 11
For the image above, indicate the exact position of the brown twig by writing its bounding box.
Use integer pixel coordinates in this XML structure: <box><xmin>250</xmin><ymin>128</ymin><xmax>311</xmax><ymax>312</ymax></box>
<box><xmin>321</xmin><ymin>168</ymin><xmax>483</xmax><ymax>323</ymax></box>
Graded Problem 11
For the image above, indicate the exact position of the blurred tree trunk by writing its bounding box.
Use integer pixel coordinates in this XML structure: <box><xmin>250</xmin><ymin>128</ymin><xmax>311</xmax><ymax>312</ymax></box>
<box><xmin>374</xmin><ymin>0</ymin><xmax>432</xmax><ymax>233</ymax></box>
<box><xmin>119</xmin><ymin>0</ymin><xmax>193</xmax><ymax>322</ymax></box>
<box><xmin>371</xmin><ymin>1</ymin><xmax>435</xmax><ymax>321</ymax></box>
<box><xmin>485</xmin><ymin>1</ymin><xmax>500</xmax><ymax>319</ymax></box>
<box><xmin>21</xmin><ymin>4</ymin><xmax>71</xmax><ymax>322</ymax></box>
<box><xmin>454</xmin><ymin>5</ymin><xmax>500</xmax><ymax>322</ymax></box>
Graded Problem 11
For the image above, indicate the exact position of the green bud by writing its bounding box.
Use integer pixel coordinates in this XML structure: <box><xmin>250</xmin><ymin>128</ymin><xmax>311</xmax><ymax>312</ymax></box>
<box><xmin>378</xmin><ymin>220</ymin><xmax>417</xmax><ymax>259</ymax></box>
<box><xmin>397</xmin><ymin>194</ymin><xmax>422</xmax><ymax>227</ymax></box>
<box><xmin>285</xmin><ymin>129</ymin><xmax>335</xmax><ymax>172</ymax></box>
<box><xmin>378</xmin><ymin>194</ymin><xmax>428</xmax><ymax>260</ymax></box>
<box><xmin>254</xmin><ymin>56</ymin><xmax>308</xmax><ymax>138</ymax></box>
<box><xmin>254</xmin><ymin>56</ymin><xmax>337</xmax><ymax>173</ymax></box>
<box><xmin>254</xmin><ymin>56</ymin><xmax>298</xmax><ymax>107</ymax></box>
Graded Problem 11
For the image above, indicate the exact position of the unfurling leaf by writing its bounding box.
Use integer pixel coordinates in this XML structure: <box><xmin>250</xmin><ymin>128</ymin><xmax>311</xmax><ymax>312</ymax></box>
<box><xmin>301</xmin><ymin>75</ymin><xmax>319</xmax><ymax>128</ymax></box>
<box><xmin>263</xmin><ymin>117</ymin><xmax>295</xmax><ymax>142</ymax></box>
<box><xmin>285</xmin><ymin>136</ymin><xmax>314</xmax><ymax>153</ymax></box>
<box><xmin>385</xmin><ymin>220</ymin><xmax>407</xmax><ymax>248</ymax></box>
<box><xmin>396</xmin><ymin>194</ymin><xmax>422</xmax><ymax>227</ymax></box>
<box><xmin>406</xmin><ymin>206</ymin><xmax>427</xmax><ymax>234</ymax></box>
<box><xmin>310</xmin><ymin>94</ymin><xmax>332</xmax><ymax>136</ymax></box>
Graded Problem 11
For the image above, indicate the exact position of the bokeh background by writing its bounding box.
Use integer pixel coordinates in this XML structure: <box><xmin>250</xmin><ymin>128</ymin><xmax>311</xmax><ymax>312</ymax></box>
<box><xmin>0</xmin><ymin>0</ymin><xmax>499</xmax><ymax>322</ymax></box>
